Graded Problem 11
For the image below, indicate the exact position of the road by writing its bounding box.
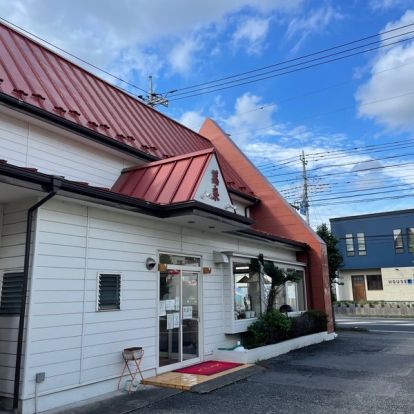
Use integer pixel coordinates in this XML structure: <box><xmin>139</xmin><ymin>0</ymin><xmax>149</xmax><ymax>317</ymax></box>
<box><xmin>336</xmin><ymin>316</ymin><xmax>414</xmax><ymax>333</ymax></box>
<box><xmin>133</xmin><ymin>330</ymin><xmax>414</xmax><ymax>413</ymax></box>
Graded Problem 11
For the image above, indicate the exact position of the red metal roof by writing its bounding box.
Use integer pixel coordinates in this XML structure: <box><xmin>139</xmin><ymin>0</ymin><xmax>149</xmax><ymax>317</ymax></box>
<box><xmin>112</xmin><ymin>148</ymin><xmax>216</xmax><ymax>204</ymax></box>
<box><xmin>0</xmin><ymin>22</ymin><xmax>254</xmax><ymax>198</ymax></box>
<box><xmin>0</xmin><ymin>22</ymin><xmax>212</xmax><ymax>158</ymax></box>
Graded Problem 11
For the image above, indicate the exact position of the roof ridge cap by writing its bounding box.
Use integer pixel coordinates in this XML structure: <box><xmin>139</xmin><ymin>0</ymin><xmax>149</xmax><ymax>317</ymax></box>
<box><xmin>121</xmin><ymin>148</ymin><xmax>215</xmax><ymax>173</ymax></box>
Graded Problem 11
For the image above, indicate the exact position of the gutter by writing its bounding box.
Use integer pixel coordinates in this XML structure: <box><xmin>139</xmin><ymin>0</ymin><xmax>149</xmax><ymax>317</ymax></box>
<box><xmin>13</xmin><ymin>177</ymin><xmax>62</xmax><ymax>411</ymax></box>
<box><xmin>0</xmin><ymin>92</ymin><xmax>158</xmax><ymax>163</ymax></box>
<box><xmin>0</xmin><ymin>162</ymin><xmax>252</xmax><ymax>227</ymax></box>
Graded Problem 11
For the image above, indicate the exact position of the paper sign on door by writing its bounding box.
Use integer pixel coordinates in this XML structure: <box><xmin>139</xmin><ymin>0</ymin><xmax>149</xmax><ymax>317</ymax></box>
<box><xmin>183</xmin><ymin>306</ymin><xmax>193</xmax><ymax>319</ymax></box>
<box><xmin>167</xmin><ymin>313</ymin><xmax>174</xmax><ymax>330</ymax></box>
<box><xmin>173</xmin><ymin>312</ymin><xmax>180</xmax><ymax>329</ymax></box>
<box><xmin>159</xmin><ymin>301</ymin><xmax>166</xmax><ymax>316</ymax></box>
<box><xmin>165</xmin><ymin>299</ymin><xmax>175</xmax><ymax>311</ymax></box>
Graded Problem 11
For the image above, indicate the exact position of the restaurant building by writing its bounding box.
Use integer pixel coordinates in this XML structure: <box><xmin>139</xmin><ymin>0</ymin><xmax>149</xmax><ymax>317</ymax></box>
<box><xmin>0</xmin><ymin>22</ymin><xmax>332</xmax><ymax>413</ymax></box>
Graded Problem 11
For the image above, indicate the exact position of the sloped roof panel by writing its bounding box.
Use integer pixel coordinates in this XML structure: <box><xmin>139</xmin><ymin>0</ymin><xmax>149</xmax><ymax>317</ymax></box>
<box><xmin>0</xmin><ymin>22</ymin><xmax>212</xmax><ymax>158</ymax></box>
<box><xmin>112</xmin><ymin>149</ymin><xmax>214</xmax><ymax>204</ymax></box>
<box><xmin>0</xmin><ymin>22</ymin><xmax>255</xmax><ymax>198</ymax></box>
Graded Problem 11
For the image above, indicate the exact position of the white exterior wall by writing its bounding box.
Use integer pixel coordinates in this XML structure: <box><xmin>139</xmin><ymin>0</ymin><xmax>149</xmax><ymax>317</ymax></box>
<box><xmin>337</xmin><ymin>268</ymin><xmax>414</xmax><ymax>301</ymax></box>
<box><xmin>0</xmin><ymin>200</ymin><xmax>34</xmax><ymax>397</ymax></box>
<box><xmin>0</xmin><ymin>110</ymin><xmax>134</xmax><ymax>188</ymax></box>
<box><xmin>19</xmin><ymin>197</ymin><xmax>301</xmax><ymax>413</ymax></box>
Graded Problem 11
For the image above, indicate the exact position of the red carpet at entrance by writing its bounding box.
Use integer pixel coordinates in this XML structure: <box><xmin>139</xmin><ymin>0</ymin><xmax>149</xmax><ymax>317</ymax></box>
<box><xmin>174</xmin><ymin>361</ymin><xmax>243</xmax><ymax>376</ymax></box>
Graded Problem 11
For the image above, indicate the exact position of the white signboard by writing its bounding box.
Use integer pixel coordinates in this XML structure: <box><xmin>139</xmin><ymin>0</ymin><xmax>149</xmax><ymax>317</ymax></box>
<box><xmin>183</xmin><ymin>306</ymin><xmax>193</xmax><ymax>319</ymax></box>
<box><xmin>159</xmin><ymin>301</ymin><xmax>166</xmax><ymax>316</ymax></box>
<box><xmin>167</xmin><ymin>313</ymin><xmax>174</xmax><ymax>330</ymax></box>
<box><xmin>166</xmin><ymin>299</ymin><xmax>175</xmax><ymax>311</ymax></box>
<box><xmin>173</xmin><ymin>312</ymin><xmax>180</xmax><ymax>329</ymax></box>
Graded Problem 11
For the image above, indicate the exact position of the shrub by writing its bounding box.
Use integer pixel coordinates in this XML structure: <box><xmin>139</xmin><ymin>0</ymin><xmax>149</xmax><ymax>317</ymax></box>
<box><xmin>242</xmin><ymin>309</ymin><xmax>328</xmax><ymax>349</ymax></box>
<box><xmin>243</xmin><ymin>310</ymin><xmax>292</xmax><ymax>348</ymax></box>
<box><xmin>304</xmin><ymin>310</ymin><xmax>328</xmax><ymax>333</ymax></box>
<box><xmin>288</xmin><ymin>310</ymin><xmax>328</xmax><ymax>339</ymax></box>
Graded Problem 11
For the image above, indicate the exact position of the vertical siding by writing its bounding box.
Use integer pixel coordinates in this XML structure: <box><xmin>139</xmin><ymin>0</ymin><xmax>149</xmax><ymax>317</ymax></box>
<box><xmin>0</xmin><ymin>111</ymin><xmax>133</xmax><ymax>188</ymax></box>
<box><xmin>0</xmin><ymin>200</ymin><xmax>31</xmax><ymax>397</ymax></box>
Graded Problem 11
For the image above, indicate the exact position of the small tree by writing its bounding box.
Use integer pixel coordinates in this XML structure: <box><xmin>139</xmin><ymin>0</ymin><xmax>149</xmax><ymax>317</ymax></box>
<box><xmin>250</xmin><ymin>254</ymin><xmax>301</xmax><ymax>313</ymax></box>
<box><xmin>316</xmin><ymin>223</ymin><xmax>343</xmax><ymax>297</ymax></box>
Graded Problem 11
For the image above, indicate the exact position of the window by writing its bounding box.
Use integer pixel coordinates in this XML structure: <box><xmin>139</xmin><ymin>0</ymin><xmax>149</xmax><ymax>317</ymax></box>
<box><xmin>345</xmin><ymin>234</ymin><xmax>355</xmax><ymax>256</ymax></box>
<box><xmin>408</xmin><ymin>228</ymin><xmax>414</xmax><ymax>253</ymax></box>
<box><xmin>357</xmin><ymin>233</ymin><xmax>366</xmax><ymax>256</ymax></box>
<box><xmin>233</xmin><ymin>260</ymin><xmax>260</xmax><ymax>319</ymax></box>
<box><xmin>0</xmin><ymin>272</ymin><xmax>24</xmax><ymax>314</ymax></box>
<box><xmin>97</xmin><ymin>274</ymin><xmax>121</xmax><ymax>311</ymax></box>
<box><xmin>366</xmin><ymin>275</ymin><xmax>383</xmax><ymax>290</ymax></box>
<box><xmin>159</xmin><ymin>254</ymin><xmax>200</xmax><ymax>267</ymax></box>
<box><xmin>393</xmin><ymin>229</ymin><xmax>404</xmax><ymax>254</ymax></box>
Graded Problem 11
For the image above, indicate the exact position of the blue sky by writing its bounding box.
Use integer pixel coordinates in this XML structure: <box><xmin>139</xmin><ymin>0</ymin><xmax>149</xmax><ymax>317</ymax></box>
<box><xmin>1</xmin><ymin>0</ymin><xmax>414</xmax><ymax>227</ymax></box>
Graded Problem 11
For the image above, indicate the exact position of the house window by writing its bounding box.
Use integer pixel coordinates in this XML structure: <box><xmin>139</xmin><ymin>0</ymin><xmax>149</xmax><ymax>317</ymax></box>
<box><xmin>0</xmin><ymin>272</ymin><xmax>24</xmax><ymax>314</ymax></box>
<box><xmin>357</xmin><ymin>233</ymin><xmax>366</xmax><ymax>256</ymax></box>
<box><xmin>408</xmin><ymin>228</ymin><xmax>414</xmax><ymax>253</ymax></box>
<box><xmin>393</xmin><ymin>229</ymin><xmax>404</xmax><ymax>254</ymax></box>
<box><xmin>233</xmin><ymin>260</ymin><xmax>260</xmax><ymax>319</ymax></box>
<box><xmin>366</xmin><ymin>275</ymin><xmax>383</xmax><ymax>290</ymax></box>
<box><xmin>345</xmin><ymin>234</ymin><xmax>355</xmax><ymax>256</ymax></box>
<box><xmin>97</xmin><ymin>274</ymin><xmax>121</xmax><ymax>311</ymax></box>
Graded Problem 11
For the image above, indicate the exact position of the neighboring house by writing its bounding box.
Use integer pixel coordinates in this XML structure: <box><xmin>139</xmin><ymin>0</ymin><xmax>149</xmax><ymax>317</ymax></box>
<box><xmin>0</xmin><ymin>22</ymin><xmax>332</xmax><ymax>413</ymax></box>
<box><xmin>330</xmin><ymin>210</ymin><xmax>414</xmax><ymax>302</ymax></box>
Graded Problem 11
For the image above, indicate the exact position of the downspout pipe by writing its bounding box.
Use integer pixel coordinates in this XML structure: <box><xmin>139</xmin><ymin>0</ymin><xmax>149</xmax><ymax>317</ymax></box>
<box><xmin>13</xmin><ymin>178</ymin><xmax>61</xmax><ymax>411</ymax></box>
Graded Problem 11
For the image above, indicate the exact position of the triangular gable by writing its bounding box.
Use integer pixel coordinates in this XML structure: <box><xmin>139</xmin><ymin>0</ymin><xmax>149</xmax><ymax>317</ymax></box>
<box><xmin>194</xmin><ymin>154</ymin><xmax>234</xmax><ymax>212</ymax></box>
<box><xmin>112</xmin><ymin>149</ymin><xmax>235</xmax><ymax>212</ymax></box>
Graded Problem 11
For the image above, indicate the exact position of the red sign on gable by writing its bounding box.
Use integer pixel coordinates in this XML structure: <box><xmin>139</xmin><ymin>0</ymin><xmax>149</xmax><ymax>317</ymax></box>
<box><xmin>211</xmin><ymin>170</ymin><xmax>220</xmax><ymax>201</ymax></box>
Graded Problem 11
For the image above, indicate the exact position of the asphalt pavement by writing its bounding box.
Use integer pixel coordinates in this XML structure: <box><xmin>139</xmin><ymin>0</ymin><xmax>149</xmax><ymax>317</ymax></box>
<box><xmin>55</xmin><ymin>329</ymin><xmax>414</xmax><ymax>414</ymax></box>
<box><xmin>336</xmin><ymin>316</ymin><xmax>414</xmax><ymax>333</ymax></box>
<box><xmin>133</xmin><ymin>330</ymin><xmax>414</xmax><ymax>414</ymax></box>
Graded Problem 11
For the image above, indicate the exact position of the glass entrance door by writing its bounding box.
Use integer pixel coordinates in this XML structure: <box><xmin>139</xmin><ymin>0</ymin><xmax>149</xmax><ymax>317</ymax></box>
<box><xmin>158</xmin><ymin>269</ymin><xmax>200</xmax><ymax>369</ymax></box>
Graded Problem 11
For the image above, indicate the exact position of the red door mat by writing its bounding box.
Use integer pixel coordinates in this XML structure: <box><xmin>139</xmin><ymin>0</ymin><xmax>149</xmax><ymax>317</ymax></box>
<box><xmin>174</xmin><ymin>361</ymin><xmax>243</xmax><ymax>376</ymax></box>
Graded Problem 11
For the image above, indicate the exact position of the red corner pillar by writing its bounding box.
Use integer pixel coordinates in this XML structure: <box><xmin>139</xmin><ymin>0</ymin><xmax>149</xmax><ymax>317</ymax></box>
<box><xmin>200</xmin><ymin>118</ymin><xmax>334</xmax><ymax>332</ymax></box>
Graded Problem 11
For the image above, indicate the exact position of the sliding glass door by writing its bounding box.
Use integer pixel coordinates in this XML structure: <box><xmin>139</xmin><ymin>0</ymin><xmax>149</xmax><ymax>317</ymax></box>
<box><xmin>158</xmin><ymin>268</ymin><xmax>200</xmax><ymax>370</ymax></box>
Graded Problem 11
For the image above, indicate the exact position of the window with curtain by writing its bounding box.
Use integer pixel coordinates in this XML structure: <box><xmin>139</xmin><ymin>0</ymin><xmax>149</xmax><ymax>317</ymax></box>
<box><xmin>393</xmin><ymin>229</ymin><xmax>404</xmax><ymax>254</ymax></box>
<box><xmin>357</xmin><ymin>232</ymin><xmax>366</xmax><ymax>255</ymax></box>
<box><xmin>345</xmin><ymin>234</ymin><xmax>355</xmax><ymax>256</ymax></box>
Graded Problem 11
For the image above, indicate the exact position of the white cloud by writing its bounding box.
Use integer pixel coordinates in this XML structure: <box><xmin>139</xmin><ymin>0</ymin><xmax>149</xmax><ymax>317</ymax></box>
<box><xmin>0</xmin><ymin>0</ymin><xmax>303</xmax><ymax>80</ymax></box>
<box><xmin>168</xmin><ymin>37</ymin><xmax>202</xmax><ymax>74</ymax></box>
<box><xmin>223</xmin><ymin>92</ymin><xmax>278</xmax><ymax>144</ymax></box>
<box><xmin>356</xmin><ymin>10</ymin><xmax>414</xmax><ymax>131</ymax></box>
<box><xmin>369</xmin><ymin>0</ymin><xmax>413</xmax><ymax>11</ymax></box>
<box><xmin>232</xmin><ymin>17</ymin><xmax>270</xmax><ymax>55</ymax></box>
<box><xmin>285</xmin><ymin>6</ymin><xmax>344</xmax><ymax>53</ymax></box>
<box><xmin>178</xmin><ymin>110</ymin><xmax>205</xmax><ymax>132</ymax></box>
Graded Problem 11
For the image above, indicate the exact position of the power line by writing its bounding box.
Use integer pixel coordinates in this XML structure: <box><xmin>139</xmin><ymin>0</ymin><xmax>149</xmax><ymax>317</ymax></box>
<box><xmin>255</xmin><ymin>134</ymin><xmax>414</xmax><ymax>172</ymax></box>
<box><xmin>169</xmin><ymin>32</ymin><xmax>414</xmax><ymax>101</ymax></box>
<box><xmin>224</xmin><ymin>57</ymin><xmax>414</xmax><ymax>138</ymax></box>
<box><xmin>271</xmin><ymin>161</ymin><xmax>414</xmax><ymax>184</ymax></box>
<box><xmin>0</xmin><ymin>16</ymin><xmax>148</xmax><ymax>94</ymax></box>
<box><xmin>167</xmin><ymin>21</ymin><xmax>414</xmax><ymax>95</ymax></box>
<box><xmin>312</xmin><ymin>193</ymin><xmax>414</xmax><ymax>206</ymax></box>
<box><xmin>310</xmin><ymin>186</ymin><xmax>414</xmax><ymax>203</ymax></box>
<box><xmin>232</xmin><ymin>87</ymin><xmax>414</xmax><ymax>139</ymax></box>
<box><xmin>267</xmin><ymin>151</ymin><xmax>414</xmax><ymax>178</ymax></box>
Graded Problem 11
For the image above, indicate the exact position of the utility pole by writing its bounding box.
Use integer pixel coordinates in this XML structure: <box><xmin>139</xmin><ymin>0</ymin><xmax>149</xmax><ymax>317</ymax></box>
<box><xmin>300</xmin><ymin>150</ymin><xmax>310</xmax><ymax>224</ymax></box>
<box><xmin>138</xmin><ymin>75</ymin><xmax>176</xmax><ymax>108</ymax></box>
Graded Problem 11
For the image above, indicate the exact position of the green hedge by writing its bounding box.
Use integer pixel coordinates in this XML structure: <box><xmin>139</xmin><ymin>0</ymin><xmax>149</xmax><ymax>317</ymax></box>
<box><xmin>242</xmin><ymin>310</ymin><xmax>328</xmax><ymax>349</ymax></box>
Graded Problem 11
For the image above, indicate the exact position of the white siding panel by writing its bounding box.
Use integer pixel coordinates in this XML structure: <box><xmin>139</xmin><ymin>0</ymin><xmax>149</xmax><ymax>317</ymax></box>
<box><xmin>25</xmin><ymin>198</ymin><xmax>304</xmax><ymax>405</ymax></box>
<box><xmin>0</xmin><ymin>200</ymin><xmax>31</xmax><ymax>396</ymax></box>
<box><xmin>0</xmin><ymin>111</ymin><xmax>135</xmax><ymax>188</ymax></box>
